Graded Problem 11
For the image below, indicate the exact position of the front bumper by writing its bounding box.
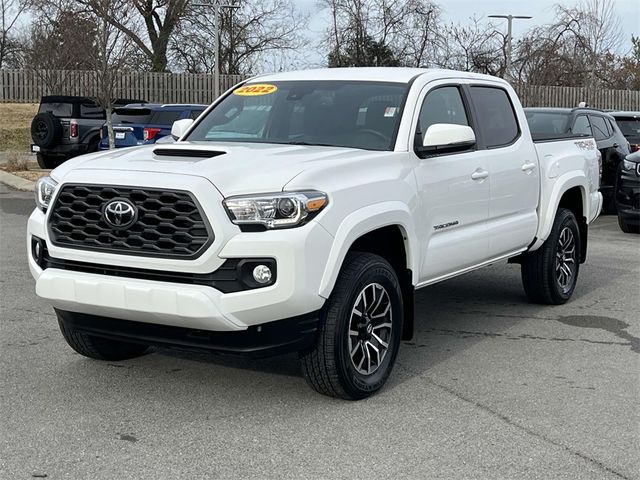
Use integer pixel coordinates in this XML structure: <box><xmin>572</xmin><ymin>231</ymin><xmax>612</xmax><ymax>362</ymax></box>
<box><xmin>56</xmin><ymin>309</ymin><xmax>320</xmax><ymax>357</ymax></box>
<box><xmin>38</xmin><ymin>143</ymin><xmax>90</xmax><ymax>159</ymax></box>
<box><xmin>616</xmin><ymin>172</ymin><xmax>640</xmax><ymax>222</ymax></box>
<box><xmin>28</xmin><ymin>173</ymin><xmax>332</xmax><ymax>333</ymax></box>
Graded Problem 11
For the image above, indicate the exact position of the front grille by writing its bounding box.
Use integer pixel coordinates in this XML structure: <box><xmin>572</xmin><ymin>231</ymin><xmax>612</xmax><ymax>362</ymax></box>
<box><xmin>48</xmin><ymin>184</ymin><xmax>213</xmax><ymax>258</ymax></box>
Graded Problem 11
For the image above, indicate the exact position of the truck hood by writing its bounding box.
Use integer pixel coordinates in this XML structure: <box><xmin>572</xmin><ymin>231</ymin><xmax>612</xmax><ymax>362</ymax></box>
<box><xmin>51</xmin><ymin>142</ymin><xmax>382</xmax><ymax>196</ymax></box>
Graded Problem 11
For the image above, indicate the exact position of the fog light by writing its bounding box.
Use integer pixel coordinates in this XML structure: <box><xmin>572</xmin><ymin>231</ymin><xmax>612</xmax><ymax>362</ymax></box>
<box><xmin>252</xmin><ymin>264</ymin><xmax>272</xmax><ymax>284</ymax></box>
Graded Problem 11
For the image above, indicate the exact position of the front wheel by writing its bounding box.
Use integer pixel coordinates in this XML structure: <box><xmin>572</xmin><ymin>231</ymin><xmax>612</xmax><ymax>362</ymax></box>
<box><xmin>299</xmin><ymin>252</ymin><xmax>403</xmax><ymax>400</ymax></box>
<box><xmin>618</xmin><ymin>214</ymin><xmax>639</xmax><ymax>233</ymax></box>
<box><xmin>521</xmin><ymin>208</ymin><xmax>581</xmax><ymax>304</ymax></box>
<box><xmin>57</xmin><ymin>311</ymin><xmax>149</xmax><ymax>361</ymax></box>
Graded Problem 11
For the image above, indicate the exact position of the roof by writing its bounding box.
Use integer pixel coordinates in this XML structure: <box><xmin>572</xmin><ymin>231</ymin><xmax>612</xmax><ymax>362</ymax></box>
<box><xmin>250</xmin><ymin>67</ymin><xmax>507</xmax><ymax>84</ymax></box>
<box><xmin>121</xmin><ymin>103</ymin><xmax>207</xmax><ymax>109</ymax></box>
<box><xmin>525</xmin><ymin>107</ymin><xmax>616</xmax><ymax>118</ymax></box>
<box><xmin>609</xmin><ymin>111</ymin><xmax>640</xmax><ymax>118</ymax></box>
<box><xmin>41</xmin><ymin>95</ymin><xmax>145</xmax><ymax>105</ymax></box>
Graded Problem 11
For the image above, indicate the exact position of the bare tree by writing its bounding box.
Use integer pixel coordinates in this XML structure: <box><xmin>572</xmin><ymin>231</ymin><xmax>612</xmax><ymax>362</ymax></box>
<box><xmin>0</xmin><ymin>0</ymin><xmax>28</xmax><ymax>67</ymax></box>
<box><xmin>437</xmin><ymin>17</ymin><xmax>506</xmax><ymax>75</ymax></box>
<box><xmin>321</xmin><ymin>0</ymin><xmax>442</xmax><ymax>68</ymax></box>
<box><xmin>34</xmin><ymin>0</ymin><xmax>189</xmax><ymax>71</ymax></box>
<box><xmin>171</xmin><ymin>0</ymin><xmax>308</xmax><ymax>75</ymax></box>
<box><xmin>85</xmin><ymin>0</ymin><xmax>135</xmax><ymax>148</ymax></box>
<box><xmin>515</xmin><ymin>0</ymin><xmax>625</xmax><ymax>91</ymax></box>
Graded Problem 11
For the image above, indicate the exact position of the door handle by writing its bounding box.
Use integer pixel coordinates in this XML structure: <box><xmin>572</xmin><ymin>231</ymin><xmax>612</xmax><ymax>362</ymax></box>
<box><xmin>521</xmin><ymin>162</ymin><xmax>537</xmax><ymax>173</ymax></box>
<box><xmin>471</xmin><ymin>169</ymin><xmax>489</xmax><ymax>181</ymax></box>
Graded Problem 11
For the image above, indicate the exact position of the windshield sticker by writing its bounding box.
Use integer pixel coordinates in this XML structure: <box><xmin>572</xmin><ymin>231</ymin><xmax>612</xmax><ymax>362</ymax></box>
<box><xmin>234</xmin><ymin>84</ymin><xmax>278</xmax><ymax>96</ymax></box>
<box><xmin>384</xmin><ymin>107</ymin><xmax>397</xmax><ymax>117</ymax></box>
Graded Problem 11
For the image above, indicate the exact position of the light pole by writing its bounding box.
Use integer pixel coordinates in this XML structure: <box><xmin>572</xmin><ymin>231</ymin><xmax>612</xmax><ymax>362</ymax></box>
<box><xmin>193</xmin><ymin>0</ymin><xmax>240</xmax><ymax>99</ymax></box>
<box><xmin>488</xmin><ymin>14</ymin><xmax>532</xmax><ymax>79</ymax></box>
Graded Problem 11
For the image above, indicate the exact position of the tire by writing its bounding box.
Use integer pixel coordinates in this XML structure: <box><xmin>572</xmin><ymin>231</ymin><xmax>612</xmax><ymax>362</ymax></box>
<box><xmin>31</xmin><ymin>112</ymin><xmax>62</xmax><ymax>148</ymax></box>
<box><xmin>36</xmin><ymin>153</ymin><xmax>57</xmax><ymax>169</ymax></box>
<box><xmin>618</xmin><ymin>214</ymin><xmax>640</xmax><ymax>234</ymax></box>
<box><xmin>57</xmin><ymin>312</ymin><xmax>149</xmax><ymax>361</ymax></box>
<box><xmin>299</xmin><ymin>252</ymin><xmax>403</xmax><ymax>400</ymax></box>
<box><xmin>87</xmin><ymin>137</ymin><xmax>100</xmax><ymax>153</ymax></box>
<box><xmin>521</xmin><ymin>208</ymin><xmax>581</xmax><ymax>305</ymax></box>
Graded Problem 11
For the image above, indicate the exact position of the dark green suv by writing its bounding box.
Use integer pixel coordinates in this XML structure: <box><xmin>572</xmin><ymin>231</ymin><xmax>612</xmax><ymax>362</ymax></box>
<box><xmin>30</xmin><ymin>96</ymin><xmax>143</xmax><ymax>169</ymax></box>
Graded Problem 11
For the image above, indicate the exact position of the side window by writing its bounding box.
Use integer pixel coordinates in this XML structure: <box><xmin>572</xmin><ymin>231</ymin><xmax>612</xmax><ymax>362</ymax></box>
<box><xmin>150</xmin><ymin>110</ymin><xmax>183</xmax><ymax>126</ymax></box>
<box><xmin>80</xmin><ymin>103</ymin><xmax>105</xmax><ymax>119</ymax></box>
<box><xmin>589</xmin><ymin>115</ymin><xmax>610</xmax><ymax>141</ymax></box>
<box><xmin>469</xmin><ymin>86</ymin><xmax>519</xmax><ymax>147</ymax></box>
<box><xmin>189</xmin><ymin>109</ymin><xmax>205</xmax><ymax>120</ymax></box>
<box><xmin>417</xmin><ymin>86</ymin><xmax>469</xmax><ymax>136</ymax></box>
<box><xmin>572</xmin><ymin>116</ymin><xmax>592</xmax><ymax>136</ymax></box>
<box><xmin>604</xmin><ymin>117</ymin><xmax>614</xmax><ymax>136</ymax></box>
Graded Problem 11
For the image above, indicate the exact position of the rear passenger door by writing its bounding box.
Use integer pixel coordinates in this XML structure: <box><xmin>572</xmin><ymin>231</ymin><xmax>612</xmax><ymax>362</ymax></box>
<box><xmin>468</xmin><ymin>86</ymin><xmax>539</xmax><ymax>258</ymax></box>
<box><xmin>588</xmin><ymin>114</ymin><xmax>620</xmax><ymax>191</ymax></box>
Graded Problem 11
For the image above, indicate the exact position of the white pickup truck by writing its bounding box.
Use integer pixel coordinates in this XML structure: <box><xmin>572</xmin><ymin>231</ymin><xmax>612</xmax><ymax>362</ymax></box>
<box><xmin>28</xmin><ymin>68</ymin><xmax>602</xmax><ymax>399</ymax></box>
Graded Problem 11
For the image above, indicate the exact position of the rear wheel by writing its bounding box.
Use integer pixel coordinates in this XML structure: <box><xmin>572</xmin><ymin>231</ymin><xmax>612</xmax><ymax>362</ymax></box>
<box><xmin>36</xmin><ymin>153</ymin><xmax>57</xmax><ymax>169</ymax></box>
<box><xmin>57</xmin><ymin>311</ymin><xmax>149</xmax><ymax>361</ymax></box>
<box><xmin>521</xmin><ymin>208</ymin><xmax>581</xmax><ymax>304</ymax></box>
<box><xmin>299</xmin><ymin>252</ymin><xmax>403</xmax><ymax>400</ymax></box>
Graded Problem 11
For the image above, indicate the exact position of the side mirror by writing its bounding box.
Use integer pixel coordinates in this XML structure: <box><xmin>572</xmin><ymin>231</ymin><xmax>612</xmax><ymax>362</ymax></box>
<box><xmin>419</xmin><ymin>123</ymin><xmax>476</xmax><ymax>155</ymax></box>
<box><xmin>171</xmin><ymin>118</ymin><xmax>194</xmax><ymax>140</ymax></box>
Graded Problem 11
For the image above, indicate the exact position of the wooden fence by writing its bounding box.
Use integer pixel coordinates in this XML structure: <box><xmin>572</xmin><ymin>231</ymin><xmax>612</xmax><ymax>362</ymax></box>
<box><xmin>514</xmin><ymin>84</ymin><xmax>640</xmax><ymax>110</ymax></box>
<box><xmin>0</xmin><ymin>69</ymin><xmax>246</xmax><ymax>104</ymax></box>
<box><xmin>1</xmin><ymin>68</ymin><xmax>640</xmax><ymax>110</ymax></box>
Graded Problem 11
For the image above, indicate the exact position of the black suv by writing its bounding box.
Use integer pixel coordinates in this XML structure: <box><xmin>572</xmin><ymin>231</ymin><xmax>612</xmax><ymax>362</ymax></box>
<box><xmin>610</xmin><ymin>111</ymin><xmax>640</xmax><ymax>153</ymax></box>
<box><xmin>30</xmin><ymin>96</ymin><xmax>144</xmax><ymax>169</ymax></box>
<box><xmin>525</xmin><ymin>107</ymin><xmax>630</xmax><ymax>213</ymax></box>
<box><xmin>616</xmin><ymin>151</ymin><xmax>640</xmax><ymax>233</ymax></box>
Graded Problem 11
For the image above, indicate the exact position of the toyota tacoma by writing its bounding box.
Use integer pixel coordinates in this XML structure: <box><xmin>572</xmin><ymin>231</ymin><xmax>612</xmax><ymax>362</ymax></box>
<box><xmin>28</xmin><ymin>68</ymin><xmax>602</xmax><ymax>399</ymax></box>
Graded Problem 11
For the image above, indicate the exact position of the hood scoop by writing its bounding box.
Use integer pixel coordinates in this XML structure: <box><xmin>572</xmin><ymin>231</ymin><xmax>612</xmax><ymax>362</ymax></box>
<box><xmin>152</xmin><ymin>148</ymin><xmax>226</xmax><ymax>159</ymax></box>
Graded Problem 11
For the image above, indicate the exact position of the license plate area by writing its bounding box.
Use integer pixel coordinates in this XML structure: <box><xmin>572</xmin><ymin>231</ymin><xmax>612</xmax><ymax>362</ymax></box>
<box><xmin>31</xmin><ymin>144</ymin><xmax>41</xmax><ymax>153</ymax></box>
<box><xmin>115</xmin><ymin>132</ymin><xmax>126</xmax><ymax>139</ymax></box>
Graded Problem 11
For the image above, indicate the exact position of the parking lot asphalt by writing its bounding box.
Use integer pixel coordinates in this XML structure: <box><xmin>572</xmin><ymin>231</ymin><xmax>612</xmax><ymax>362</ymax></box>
<box><xmin>1</xmin><ymin>183</ymin><xmax>639</xmax><ymax>480</ymax></box>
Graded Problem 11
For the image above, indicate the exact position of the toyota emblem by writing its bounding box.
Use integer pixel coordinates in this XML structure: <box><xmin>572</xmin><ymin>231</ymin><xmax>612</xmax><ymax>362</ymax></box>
<box><xmin>103</xmin><ymin>199</ymin><xmax>137</xmax><ymax>228</ymax></box>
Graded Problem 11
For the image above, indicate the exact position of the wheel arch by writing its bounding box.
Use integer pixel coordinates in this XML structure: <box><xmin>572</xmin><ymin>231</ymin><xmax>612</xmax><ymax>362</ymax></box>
<box><xmin>532</xmin><ymin>173</ymin><xmax>589</xmax><ymax>262</ymax></box>
<box><xmin>318</xmin><ymin>202</ymin><xmax>418</xmax><ymax>340</ymax></box>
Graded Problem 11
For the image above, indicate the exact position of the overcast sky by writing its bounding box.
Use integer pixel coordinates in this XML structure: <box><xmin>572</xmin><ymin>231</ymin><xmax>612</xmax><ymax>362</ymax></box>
<box><xmin>298</xmin><ymin>0</ymin><xmax>640</xmax><ymax>66</ymax></box>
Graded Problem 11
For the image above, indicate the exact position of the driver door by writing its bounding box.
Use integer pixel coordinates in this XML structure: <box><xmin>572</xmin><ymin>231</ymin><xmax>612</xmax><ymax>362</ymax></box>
<box><xmin>412</xmin><ymin>83</ymin><xmax>490</xmax><ymax>283</ymax></box>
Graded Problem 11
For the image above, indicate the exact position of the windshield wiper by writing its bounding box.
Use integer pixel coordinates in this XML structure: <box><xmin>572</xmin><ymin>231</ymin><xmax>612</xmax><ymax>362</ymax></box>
<box><xmin>282</xmin><ymin>141</ymin><xmax>338</xmax><ymax>147</ymax></box>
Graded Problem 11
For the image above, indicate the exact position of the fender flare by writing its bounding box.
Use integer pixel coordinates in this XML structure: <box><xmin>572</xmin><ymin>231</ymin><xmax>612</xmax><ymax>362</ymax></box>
<box><xmin>318</xmin><ymin>201</ymin><xmax>419</xmax><ymax>299</ymax></box>
<box><xmin>531</xmin><ymin>172</ymin><xmax>588</xmax><ymax>251</ymax></box>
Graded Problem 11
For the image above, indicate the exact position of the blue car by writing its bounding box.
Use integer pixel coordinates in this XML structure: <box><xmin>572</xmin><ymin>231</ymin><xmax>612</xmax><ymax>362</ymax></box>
<box><xmin>99</xmin><ymin>103</ymin><xmax>207</xmax><ymax>150</ymax></box>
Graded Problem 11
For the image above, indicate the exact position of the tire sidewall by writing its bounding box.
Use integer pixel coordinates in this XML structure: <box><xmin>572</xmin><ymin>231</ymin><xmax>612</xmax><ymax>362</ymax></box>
<box><xmin>548</xmin><ymin>210</ymin><xmax>581</xmax><ymax>302</ymax></box>
<box><xmin>333</xmin><ymin>260</ymin><xmax>403</xmax><ymax>399</ymax></box>
<box><xmin>31</xmin><ymin>113</ymin><xmax>61</xmax><ymax>148</ymax></box>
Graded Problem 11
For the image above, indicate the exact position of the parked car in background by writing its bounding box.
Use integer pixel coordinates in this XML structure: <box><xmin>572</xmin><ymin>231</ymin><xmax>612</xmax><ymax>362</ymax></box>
<box><xmin>610</xmin><ymin>111</ymin><xmax>640</xmax><ymax>153</ymax></box>
<box><xmin>99</xmin><ymin>104</ymin><xmax>207</xmax><ymax>150</ymax></box>
<box><xmin>525</xmin><ymin>107</ymin><xmax>630</xmax><ymax>213</ymax></box>
<box><xmin>616</xmin><ymin>151</ymin><xmax>640</xmax><ymax>233</ymax></box>
<box><xmin>30</xmin><ymin>96</ymin><xmax>143</xmax><ymax>169</ymax></box>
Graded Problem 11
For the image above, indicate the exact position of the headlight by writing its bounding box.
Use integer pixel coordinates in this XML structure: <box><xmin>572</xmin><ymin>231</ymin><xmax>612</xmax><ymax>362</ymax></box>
<box><xmin>34</xmin><ymin>176</ymin><xmax>58</xmax><ymax>211</ymax></box>
<box><xmin>223</xmin><ymin>191</ymin><xmax>328</xmax><ymax>229</ymax></box>
<box><xmin>622</xmin><ymin>159</ymin><xmax>635</xmax><ymax>172</ymax></box>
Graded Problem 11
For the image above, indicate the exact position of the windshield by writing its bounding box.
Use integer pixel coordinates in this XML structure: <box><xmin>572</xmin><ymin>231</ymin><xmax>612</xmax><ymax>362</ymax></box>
<box><xmin>615</xmin><ymin>118</ymin><xmax>640</xmax><ymax>139</ymax></box>
<box><xmin>186</xmin><ymin>81</ymin><xmax>409</xmax><ymax>151</ymax></box>
<box><xmin>525</xmin><ymin>111</ymin><xmax>571</xmax><ymax>137</ymax></box>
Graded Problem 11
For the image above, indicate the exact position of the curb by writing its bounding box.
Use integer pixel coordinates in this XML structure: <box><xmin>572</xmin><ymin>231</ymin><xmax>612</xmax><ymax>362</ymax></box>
<box><xmin>0</xmin><ymin>170</ymin><xmax>36</xmax><ymax>191</ymax></box>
